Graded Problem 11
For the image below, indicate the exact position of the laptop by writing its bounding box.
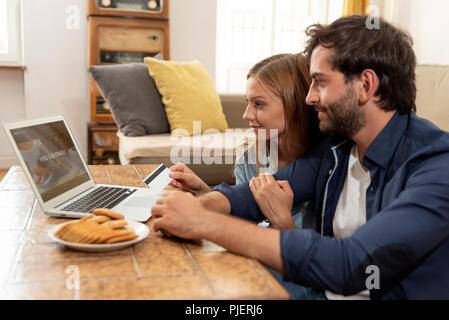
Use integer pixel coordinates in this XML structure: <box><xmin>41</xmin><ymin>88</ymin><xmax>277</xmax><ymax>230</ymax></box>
<box><xmin>3</xmin><ymin>115</ymin><xmax>161</xmax><ymax>222</ymax></box>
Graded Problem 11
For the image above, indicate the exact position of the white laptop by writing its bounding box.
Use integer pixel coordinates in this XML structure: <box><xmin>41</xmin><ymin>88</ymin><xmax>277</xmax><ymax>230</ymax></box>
<box><xmin>3</xmin><ymin>115</ymin><xmax>163</xmax><ymax>222</ymax></box>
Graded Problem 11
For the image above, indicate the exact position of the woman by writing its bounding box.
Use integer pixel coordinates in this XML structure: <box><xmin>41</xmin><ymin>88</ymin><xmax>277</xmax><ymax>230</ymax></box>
<box><xmin>169</xmin><ymin>53</ymin><xmax>322</xmax><ymax>230</ymax></box>
<box><xmin>167</xmin><ymin>54</ymin><xmax>326</xmax><ymax>299</ymax></box>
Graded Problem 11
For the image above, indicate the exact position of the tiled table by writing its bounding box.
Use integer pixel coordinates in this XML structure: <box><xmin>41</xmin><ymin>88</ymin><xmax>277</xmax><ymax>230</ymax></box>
<box><xmin>0</xmin><ymin>165</ymin><xmax>289</xmax><ymax>300</ymax></box>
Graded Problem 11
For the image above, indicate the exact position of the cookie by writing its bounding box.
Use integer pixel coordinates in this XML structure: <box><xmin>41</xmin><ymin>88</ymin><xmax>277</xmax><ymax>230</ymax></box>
<box><xmin>101</xmin><ymin>220</ymin><xmax>128</xmax><ymax>229</ymax></box>
<box><xmin>91</xmin><ymin>215</ymin><xmax>112</xmax><ymax>223</ymax></box>
<box><xmin>106</xmin><ymin>232</ymin><xmax>138</xmax><ymax>243</ymax></box>
<box><xmin>61</xmin><ymin>222</ymin><xmax>80</xmax><ymax>242</ymax></box>
<box><xmin>103</xmin><ymin>228</ymin><xmax>134</xmax><ymax>239</ymax></box>
<box><xmin>55</xmin><ymin>222</ymin><xmax>70</xmax><ymax>238</ymax></box>
<box><xmin>90</xmin><ymin>225</ymin><xmax>126</xmax><ymax>243</ymax></box>
<box><xmin>91</xmin><ymin>208</ymin><xmax>124</xmax><ymax>220</ymax></box>
<box><xmin>54</xmin><ymin>208</ymin><xmax>137</xmax><ymax>244</ymax></box>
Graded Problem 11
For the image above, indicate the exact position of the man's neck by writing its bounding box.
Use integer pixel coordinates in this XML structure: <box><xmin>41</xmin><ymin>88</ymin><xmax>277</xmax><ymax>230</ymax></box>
<box><xmin>351</xmin><ymin>108</ymin><xmax>396</xmax><ymax>165</ymax></box>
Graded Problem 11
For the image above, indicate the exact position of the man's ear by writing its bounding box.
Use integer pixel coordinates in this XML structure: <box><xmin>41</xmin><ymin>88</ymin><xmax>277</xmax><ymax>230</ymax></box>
<box><xmin>358</xmin><ymin>69</ymin><xmax>379</xmax><ymax>105</ymax></box>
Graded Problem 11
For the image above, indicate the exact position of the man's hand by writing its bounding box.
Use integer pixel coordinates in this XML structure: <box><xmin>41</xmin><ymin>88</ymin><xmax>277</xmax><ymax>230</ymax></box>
<box><xmin>152</xmin><ymin>190</ymin><xmax>209</xmax><ymax>240</ymax></box>
<box><xmin>168</xmin><ymin>163</ymin><xmax>211</xmax><ymax>196</ymax></box>
<box><xmin>152</xmin><ymin>190</ymin><xmax>285</xmax><ymax>275</ymax></box>
<box><xmin>249</xmin><ymin>173</ymin><xmax>295</xmax><ymax>230</ymax></box>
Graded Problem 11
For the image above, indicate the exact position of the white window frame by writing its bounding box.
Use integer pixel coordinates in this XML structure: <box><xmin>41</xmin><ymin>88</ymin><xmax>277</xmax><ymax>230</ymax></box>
<box><xmin>0</xmin><ymin>0</ymin><xmax>23</xmax><ymax>67</ymax></box>
<box><xmin>216</xmin><ymin>0</ymin><xmax>343</xmax><ymax>94</ymax></box>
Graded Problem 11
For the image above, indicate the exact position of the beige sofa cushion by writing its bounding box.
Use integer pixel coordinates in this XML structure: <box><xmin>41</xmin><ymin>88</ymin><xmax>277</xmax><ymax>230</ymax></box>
<box><xmin>219</xmin><ymin>94</ymin><xmax>248</xmax><ymax>128</ymax></box>
<box><xmin>118</xmin><ymin>129</ymin><xmax>253</xmax><ymax>165</ymax></box>
<box><xmin>415</xmin><ymin>64</ymin><xmax>449</xmax><ymax>131</ymax></box>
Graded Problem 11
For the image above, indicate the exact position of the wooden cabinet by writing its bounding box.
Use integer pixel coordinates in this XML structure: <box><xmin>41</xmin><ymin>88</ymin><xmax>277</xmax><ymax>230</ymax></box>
<box><xmin>87</xmin><ymin>122</ymin><xmax>120</xmax><ymax>165</ymax></box>
<box><xmin>88</xmin><ymin>16</ymin><xmax>170</xmax><ymax>123</ymax></box>
<box><xmin>87</xmin><ymin>0</ymin><xmax>169</xmax><ymax>164</ymax></box>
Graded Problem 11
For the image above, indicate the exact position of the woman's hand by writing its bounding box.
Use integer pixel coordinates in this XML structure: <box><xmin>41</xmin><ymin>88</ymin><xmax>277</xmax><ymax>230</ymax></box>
<box><xmin>249</xmin><ymin>173</ymin><xmax>295</xmax><ymax>230</ymax></box>
<box><xmin>168</xmin><ymin>163</ymin><xmax>211</xmax><ymax>196</ymax></box>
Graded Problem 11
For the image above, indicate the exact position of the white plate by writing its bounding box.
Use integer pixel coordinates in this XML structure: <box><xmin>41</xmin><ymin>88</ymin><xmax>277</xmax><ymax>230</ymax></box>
<box><xmin>48</xmin><ymin>220</ymin><xmax>150</xmax><ymax>252</ymax></box>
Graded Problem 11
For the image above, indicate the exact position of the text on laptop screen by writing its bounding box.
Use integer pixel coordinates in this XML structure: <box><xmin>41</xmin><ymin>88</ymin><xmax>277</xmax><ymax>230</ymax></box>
<box><xmin>11</xmin><ymin>121</ymin><xmax>90</xmax><ymax>202</ymax></box>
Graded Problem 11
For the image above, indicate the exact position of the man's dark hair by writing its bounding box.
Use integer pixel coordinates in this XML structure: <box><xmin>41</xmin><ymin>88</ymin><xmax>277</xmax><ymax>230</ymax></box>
<box><xmin>304</xmin><ymin>15</ymin><xmax>417</xmax><ymax>114</ymax></box>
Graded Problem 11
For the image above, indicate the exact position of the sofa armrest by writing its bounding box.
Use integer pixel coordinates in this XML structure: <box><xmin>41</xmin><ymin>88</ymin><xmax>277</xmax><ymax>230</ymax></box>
<box><xmin>220</xmin><ymin>94</ymin><xmax>248</xmax><ymax>129</ymax></box>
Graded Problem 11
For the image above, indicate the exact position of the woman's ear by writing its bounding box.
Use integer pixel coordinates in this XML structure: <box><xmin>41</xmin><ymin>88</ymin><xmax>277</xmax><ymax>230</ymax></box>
<box><xmin>358</xmin><ymin>69</ymin><xmax>379</xmax><ymax>105</ymax></box>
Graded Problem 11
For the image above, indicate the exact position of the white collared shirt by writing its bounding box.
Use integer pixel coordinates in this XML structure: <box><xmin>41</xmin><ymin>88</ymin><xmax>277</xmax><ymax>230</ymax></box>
<box><xmin>326</xmin><ymin>144</ymin><xmax>371</xmax><ymax>300</ymax></box>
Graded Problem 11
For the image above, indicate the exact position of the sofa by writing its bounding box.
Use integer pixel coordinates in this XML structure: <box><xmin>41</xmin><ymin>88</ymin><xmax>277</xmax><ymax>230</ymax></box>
<box><xmin>414</xmin><ymin>65</ymin><xmax>449</xmax><ymax>131</ymax></box>
<box><xmin>118</xmin><ymin>94</ymin><xmax>250</xmax><ymax>185</ymax></box>
<box><xmin>118</xmin><ymin>64</ymin><xmax>449</xmax><ymax>186</ymax></box>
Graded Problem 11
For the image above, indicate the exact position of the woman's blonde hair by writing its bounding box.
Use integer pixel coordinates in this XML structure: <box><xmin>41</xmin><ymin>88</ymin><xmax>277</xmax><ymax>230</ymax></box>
<box><xmin>236</xmin><ymin>53</ymin><xmax>322</xmax><ymax>174</ymax></box>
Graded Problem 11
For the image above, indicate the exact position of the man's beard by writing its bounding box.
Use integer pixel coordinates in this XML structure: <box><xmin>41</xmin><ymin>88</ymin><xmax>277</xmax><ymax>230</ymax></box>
<box><xmin>317</xmin><ymin>86</ymin><xmax>366</xmax><ymax>137</ymax></box>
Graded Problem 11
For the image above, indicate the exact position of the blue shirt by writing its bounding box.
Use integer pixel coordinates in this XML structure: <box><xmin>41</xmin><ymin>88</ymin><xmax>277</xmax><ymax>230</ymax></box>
<box><xmin>213</xmin><ymin>111</ymin><xmax>449</xmax><ymax>299</ymax></box>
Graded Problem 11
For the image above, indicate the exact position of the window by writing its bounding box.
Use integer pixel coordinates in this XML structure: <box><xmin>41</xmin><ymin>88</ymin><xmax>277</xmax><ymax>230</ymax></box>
<box><xmin>216</xmin><ymin>0</ymin><xmax>343</xmax><ymax>93</ymax></box>
<box><xmin>0</xmin><ymin>0</ymin><xmax>22</xmax><ymax>66</ymax></box>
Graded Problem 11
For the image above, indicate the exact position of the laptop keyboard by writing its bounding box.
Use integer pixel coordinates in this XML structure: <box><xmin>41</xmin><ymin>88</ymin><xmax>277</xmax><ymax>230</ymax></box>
<box><xmin>61</xmin><ymin>186</ymin><xmax>137</xmax><ymax>213</ymax></box>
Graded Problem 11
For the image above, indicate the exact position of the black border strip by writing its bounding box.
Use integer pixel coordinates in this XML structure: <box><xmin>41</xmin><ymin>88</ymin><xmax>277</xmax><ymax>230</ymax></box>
<box><xmin>144</xmin><ymin>164</ymin><xmax>167</xmax><ymax>185</ymax></box>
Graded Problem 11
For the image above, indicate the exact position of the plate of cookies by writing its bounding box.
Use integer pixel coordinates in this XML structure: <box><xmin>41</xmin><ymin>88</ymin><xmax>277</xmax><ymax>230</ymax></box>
<box><xmin>48</xmin><ymin>208</ymin><xmax>150</xmax><ymax>252</ymax></box>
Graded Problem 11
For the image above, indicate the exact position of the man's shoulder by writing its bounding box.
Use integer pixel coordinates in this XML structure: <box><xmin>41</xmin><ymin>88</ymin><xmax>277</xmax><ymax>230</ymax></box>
<box><xmin>393</xmin><ymin>113</ymin><xmax>449</xmax><ymax>172</ymax></box>
<box><xmin>406</xmin><ymin>113</ymin><xmax>449</xmax><ymax>152</ymax></box>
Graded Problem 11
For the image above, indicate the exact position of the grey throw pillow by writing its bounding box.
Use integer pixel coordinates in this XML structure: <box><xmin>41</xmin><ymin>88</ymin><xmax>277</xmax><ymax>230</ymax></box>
<box><xmin>89</xmin><ymin>60</ymin><xmax>170</xmax><ymax>136</ymax></box>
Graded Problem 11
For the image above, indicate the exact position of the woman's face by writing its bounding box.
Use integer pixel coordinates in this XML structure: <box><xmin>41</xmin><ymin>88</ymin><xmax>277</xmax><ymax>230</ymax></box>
<box><xmin>243</xmin><ymin>76</ymin><xmax>286</xmax><ymax>141</ymax></box>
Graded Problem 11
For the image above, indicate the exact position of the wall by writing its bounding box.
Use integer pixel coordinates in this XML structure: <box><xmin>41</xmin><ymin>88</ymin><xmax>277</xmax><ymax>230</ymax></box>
<box><xmin>0</xmin><ymin>0</ymin><xmax>217</xmax><ymax>168</ymax></box>
<box><xmin>170</xmin><ymin>0</ymin><xmax>217</xmax><ymax>81</ymax></box>
<box><xmin>385</xmin><ymin>0</ymin><xmax>449</xmax><ymax>65</ymax></box>
<box><xmin>0</xmin><ymin>69</ymin><xmax>25</xmax><ymax>167</ymax></box>
<box><xmin>22</xmin><ymin>0</ymin><xmax>90</xmax><ymax>159</ymax></box>
<box><xmin>0</xmin><ymin>0</ymin><xmax>89</xmax><ymax>167</ymax></box>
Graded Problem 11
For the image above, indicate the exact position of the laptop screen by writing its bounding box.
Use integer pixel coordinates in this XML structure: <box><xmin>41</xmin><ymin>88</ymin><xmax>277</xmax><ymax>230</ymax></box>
<box><xmin>10</xmin><ymin>120</ymin><xmax>90</xmax><ymax>202</ymax></box>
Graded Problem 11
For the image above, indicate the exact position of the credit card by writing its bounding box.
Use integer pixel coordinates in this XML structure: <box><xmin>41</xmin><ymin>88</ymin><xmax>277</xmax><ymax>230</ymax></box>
<box><xmin>143</xmin><ymin>164</ymin><xmax>173</xmax><ymax>195</ymax></box>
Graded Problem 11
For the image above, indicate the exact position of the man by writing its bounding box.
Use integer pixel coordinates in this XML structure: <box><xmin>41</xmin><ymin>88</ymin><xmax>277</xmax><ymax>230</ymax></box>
<box><xmin>151</xmin><ymin>15</ymin><xmax>449</xmax><ymax>299</ymax></box>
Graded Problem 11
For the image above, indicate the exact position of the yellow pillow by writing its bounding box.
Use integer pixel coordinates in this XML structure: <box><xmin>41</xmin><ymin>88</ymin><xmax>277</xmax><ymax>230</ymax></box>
<box><xmin>144</xmin><ymin>57</ymin><xmax>228</xmax><ymax>136</ymax></box>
